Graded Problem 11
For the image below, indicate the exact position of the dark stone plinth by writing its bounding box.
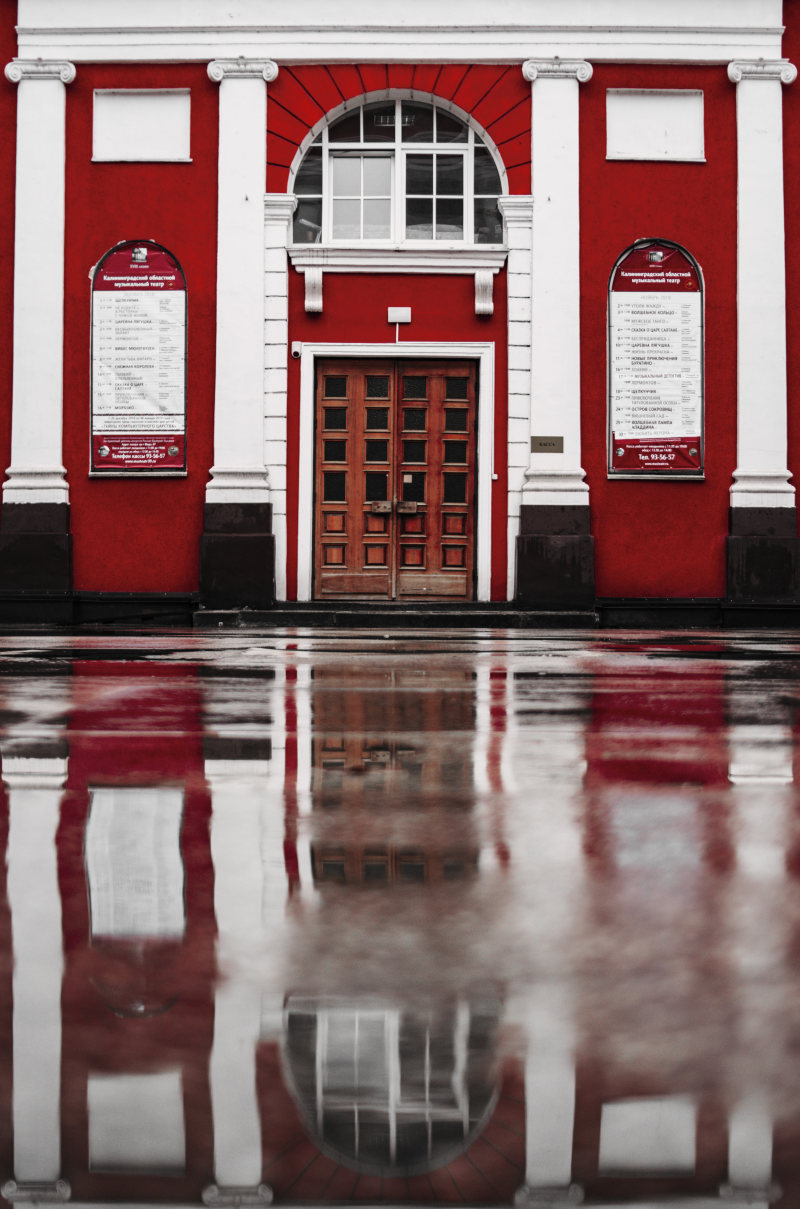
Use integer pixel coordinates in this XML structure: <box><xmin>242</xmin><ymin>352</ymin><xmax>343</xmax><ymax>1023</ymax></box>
<box><xmin>726</xmin><ymin>535</ymin><xmax>800</xmax><ymax>600</ymax></box>
<box><xmin>0</xmin><ymin>501</ymin><xmax>72</xmax><ymax>594</ymax></box>
<box><xmin>516</xmin><ymin>504</ymin><xmax>595</xmax><ymax>607</ymax></box>
<box><xmin>200</xmin><ymin>502</ymin><xmax>275</xmax><ymax>609</ymax></box>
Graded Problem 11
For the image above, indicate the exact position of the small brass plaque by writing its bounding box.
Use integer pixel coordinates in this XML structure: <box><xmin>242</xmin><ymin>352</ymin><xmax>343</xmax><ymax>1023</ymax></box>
<box><xmin>531</xmin><ymin>436</ymin><xmax>564</xmax><ymax>453</ymax></box>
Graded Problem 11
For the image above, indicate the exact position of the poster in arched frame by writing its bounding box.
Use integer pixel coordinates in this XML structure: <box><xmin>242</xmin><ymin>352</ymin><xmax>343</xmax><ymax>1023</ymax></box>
<box><xmin>608</xmin><ymin>239</ymin><xmax>704</xmax><ymax>477</ymax></box>
<box><xmin>90</xmin><ymin>239</ymin><xmax>187</xmax><ymax>475</ymax></box>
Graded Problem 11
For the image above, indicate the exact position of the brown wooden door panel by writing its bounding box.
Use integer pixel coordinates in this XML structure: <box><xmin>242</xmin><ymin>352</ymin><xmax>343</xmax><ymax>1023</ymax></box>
<box><xmin>314</xmin><ymin>359</ymin><xmax>476</xmax><ymax>601</ymax></box>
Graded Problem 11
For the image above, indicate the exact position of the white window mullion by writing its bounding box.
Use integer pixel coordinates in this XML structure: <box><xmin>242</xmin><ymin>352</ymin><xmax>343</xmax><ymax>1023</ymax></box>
<box><xmin>466</xmin><ymin>127</ymin><xmax>475</xmax><ymax>242</ymax></box>
<box><xmin>322</xmin><ymin>127</ymin><xmax>331</xmax><ymax>242</ymax></box>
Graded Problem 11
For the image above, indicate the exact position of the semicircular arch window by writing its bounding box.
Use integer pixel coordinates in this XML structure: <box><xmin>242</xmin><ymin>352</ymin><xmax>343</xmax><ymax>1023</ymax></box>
<box><xmin>292</xmin><ymin>99</ymin><xmax>504</xmax><ymax>247</ymax></box>
<box><xmin>283</xmin><ymin>996</ymin><xmax>500</xmax><ymax>1176</ymax></box>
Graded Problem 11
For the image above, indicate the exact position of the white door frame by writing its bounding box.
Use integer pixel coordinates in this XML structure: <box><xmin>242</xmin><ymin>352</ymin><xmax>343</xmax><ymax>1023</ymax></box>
<box><xmin>296</xmin><ymin>341</ymin><xmax>496</xmax><ymax>602</ymax></box>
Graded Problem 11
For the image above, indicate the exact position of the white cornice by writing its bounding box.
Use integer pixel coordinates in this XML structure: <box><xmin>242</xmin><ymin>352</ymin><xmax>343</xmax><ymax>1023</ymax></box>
<box><xmin>14</xmin><ymin>0</ymin><xmax>786</xmax><ymax>64</ymax></box>
<box><xmin>288</xmin><ymin>247</ymin><xmax>507</xmax><ymax>273</ymax></box>
<box><xmin>4</xmin><ymin>59</ymin><xmax>75</xmax><ymax>83</ymax></box>
<box><xmin>728</xmin><ymin>59</ymin><xmax>797</xmax><ymax>84</ymax></box>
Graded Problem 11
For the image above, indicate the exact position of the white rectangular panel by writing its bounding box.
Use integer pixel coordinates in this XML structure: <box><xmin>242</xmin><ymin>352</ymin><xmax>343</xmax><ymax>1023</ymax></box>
<box><xmin>85</xmin><ymin>787</ymin><xmax>186</xmax><ymax>938</ymax></box>
<box><xmin>88</xmin><ymin>1071</ymin><xmax>185</xmax><ymax>1172</ymax></box>
<box><xmin>93</xmin><ymin>89</ymin><xmax>191</xmax><ymax>161</ymax></box>
<box><xmin>606</xmin><ymin>90</ymin><xmax>705</xmax><ymax>161</ymax></box>
<box><xmin>599</xmin><ymin>1096</ymin><xmax>697</xmax><ymax>1174</ymax></box>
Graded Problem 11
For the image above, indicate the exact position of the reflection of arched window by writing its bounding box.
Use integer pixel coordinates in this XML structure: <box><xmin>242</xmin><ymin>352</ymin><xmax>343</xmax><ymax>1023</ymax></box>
<box><xmin>291</xmin><ymin>98</ymin><xmax>505</xmax><ymax>246</ymax></box>
<box><xmin>284</xmin><ymin>996</ymin><xmax>499</xmax><ymax>1175</ymax></box>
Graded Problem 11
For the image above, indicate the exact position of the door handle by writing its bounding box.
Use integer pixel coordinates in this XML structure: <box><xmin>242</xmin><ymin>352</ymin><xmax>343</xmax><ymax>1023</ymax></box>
<box><xmin>396</xmin><ymin>501</ymin><xmax>418</xmax><ymax>514</ymax></box>
<box><xmin>370</xmin><ymin>501</ymin><xmax>392</xmax><ymax>514</ymax></box>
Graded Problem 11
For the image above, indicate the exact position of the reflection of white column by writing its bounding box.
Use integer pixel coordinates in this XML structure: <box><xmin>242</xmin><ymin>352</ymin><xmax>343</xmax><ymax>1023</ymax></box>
<box><xmin>2</xmin><ymin>756</ymin><xmax>70</xmax><ymax>1204</ymax></box>
<box><xmin>2</xmin><ymin>61</ymin><xmax>75</xmax><ymax>506</ymax></box>
<box><xmin>205</xmin><ymin>59</ymin><xmax>277</xmax><ymax>509</ymax></box>
<box><xmin>521</xmin><ymin>59</ymin><xmax>592</xmax><ymax>509</ymax></box>
<box><xmin>722</xmin><ymin>1094</ymin><xmax>776</xmax><ymax>1202</ymax></box>
<box><xmin>205</xmin><ymin>760</ymin><xmax>274</xmax><ymax>1206</ymax></box>
<box><xmin>512</xmin><ymin>987</ymin><xmax>581</xmax><ymax>1207</ymax></box>
<box><xmin>728</xmin><ymin>60</ymin><xmax>797</xmax><ymax>511</ymax></box>
<box><xmin>264</xmin><ymin>196</ymin><xmax>297</xmax><ymax>602</ymax></box>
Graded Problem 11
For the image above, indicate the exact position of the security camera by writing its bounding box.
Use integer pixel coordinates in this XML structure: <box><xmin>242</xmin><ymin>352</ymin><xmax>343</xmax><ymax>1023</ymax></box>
<box><xmin>291</xmin><ymin>341</ymin><xmax>302</xmax><ymax>359</ymax></box>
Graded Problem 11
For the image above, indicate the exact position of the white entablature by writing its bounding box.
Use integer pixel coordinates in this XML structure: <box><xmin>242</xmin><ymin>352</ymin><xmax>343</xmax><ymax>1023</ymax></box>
<box><xmin>16</xmin><ymin>0</ymin><xmax>784</xmax><ymax>63</ymax></box>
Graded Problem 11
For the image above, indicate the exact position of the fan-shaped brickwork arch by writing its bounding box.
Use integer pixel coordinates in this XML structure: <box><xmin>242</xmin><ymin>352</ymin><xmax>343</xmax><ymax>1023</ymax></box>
<box><xmin>267</xmin><ymin>64</ymin><xmax>531</xmax><ymax>195</ymax></box>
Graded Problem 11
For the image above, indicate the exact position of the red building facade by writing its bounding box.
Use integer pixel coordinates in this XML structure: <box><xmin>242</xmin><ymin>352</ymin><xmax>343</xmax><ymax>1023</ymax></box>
<box><xmin>1</xmin><ymin>2</ymin><xmax>798</xmax><ymax>622</ymax></box>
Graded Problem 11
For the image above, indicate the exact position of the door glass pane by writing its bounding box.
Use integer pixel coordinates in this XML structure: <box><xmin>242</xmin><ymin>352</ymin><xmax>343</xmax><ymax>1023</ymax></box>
<box><xmin>324</xmin><ymin>440</ymin><xmax>347</xmax><ymax>462</ymax></box>
<box><xmin>403</xmin><ymin>408</ymin><xmax>427</xmax><ymax>430</ymax></box>
<box><xmin>324</xmin><ymin>377</ymin><xmax>348</xmax><ymax>398</ymax></box>
<box><xmin>437</xmin><ymin>198</ymin><xmax>463</xmax><ymax>239</ymax></box>
<box><xmin>363</xmin><ymin>157</ymin><xmax>391</xmax><ymax>194</ymax></box>
<box><xmin>365</xmin><ymin>375</ymin><xmax>390</xmax><ymax>398</ymax></box>
<box><xmin>435</xmin><ymin>107</ymin><xmax>469</xmax><ymax>142</ymax></box>
<box><xmin>363</xmin><ymin>198</ymin><xmax>391</xmax><ymax>238</ymax></box>
<box><xmin>406</xmin><ymin>154</ymin><xmax>433</xmax><ymax>195</ymax></box>
<box><xmin>324</xmin><ymin>407</ymin><xmax>347</xmax><ymax>429</ymax></box>
<box><xmin>474</xmin><ymin>197</ymin><xmax>502</xmax><ymax>244</ymax></box>
<box><xmin>403</xmin><ymin>377</ymin><xmax>427</xmax><ymax>399</ymax></box>
<box><xmin>363</xmin><ymin>102</ymin><xmax>396</xmax><ymax>142</ymax></box>
<box><xmin>402</xmin><ymin>473</ymin><xmax>426</xmax><ymax>502</ymax></box>
<box><xmin>443</xmin><ymin>473</ymin><xmax>467</xmax><ymax>503</ymax></box>
<box><xmin>402</xmin><ymin>440</ymin><xmax>426</xmax><ymax>463</ymax></box>
<box><xmin>444</xmin><ymin>409</ymin><xmax>468</xmax><ymax>431</ymax></box>
<box><xmin>436</xmin><ymin>155</ymin><xmax>463</xmax><ymax>195</ymax></box>
<box><xmin>328</xmin><ymin>109</ymin><xmax>361</xmax><ymax>142</ymax></box>
<box><xmin>443</xmin><ymin>441</ymin><xmax>467</xmax><ymax>463</ymax></box>
<box><xmin>332</xmin><ymin>198</ymin><xmax>361</xmax><ymax>239</ymax></box>
<box><xmin>324</xmin><ymin>471</ymin><xmax>347</xmax><ymax>501</ymax></box>
<box><xmin>365</xmin><ymin>408</ymin><xmax>389</xmax><ymax>430</ymax></box>
<box><xmin>332</xmin><ymin>157</ymin><xmax>361</xmax><ymax>195</ymax></box>
<box><xmin>405</xmin><ymin>197</ymin><xmax>433</xmax><ymax>238</ymax></box>
<box><xmin>445</xmin><ymin>377</ymin><xmax>469</xmax><ymax>399</ymax></box>
<box><xmin>402</xmin><ymin>101</ymin><xmax>434</xmax><ymax>142</ymax></box>
<box><xmin>365</xmin><ymin>440</ymin><xmax>388</xmax><ymax>462</ymax></box>
<box><xmin>365</xmin><ymin>473</ymin><xmax>388</xmax><ymax>501</ymax></box>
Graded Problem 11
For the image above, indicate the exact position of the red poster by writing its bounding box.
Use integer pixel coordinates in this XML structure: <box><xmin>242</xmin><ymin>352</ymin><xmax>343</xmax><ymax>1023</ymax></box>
<box><xmin>91</xmin><ymin>241</ymin><xmax>187</xmax><ymax>474</ymax></box>
<box><xmin>609</xmin><ymin>241</ymin><xmax>703</xmax><ymax>475</ymax></box>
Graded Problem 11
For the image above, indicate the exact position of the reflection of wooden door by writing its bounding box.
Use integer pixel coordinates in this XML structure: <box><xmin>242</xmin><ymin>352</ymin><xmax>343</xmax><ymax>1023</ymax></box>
<box><xmin>314</xmin><ymin>359</ymin><xmax>476</xmax><ymax>600</ymax></box>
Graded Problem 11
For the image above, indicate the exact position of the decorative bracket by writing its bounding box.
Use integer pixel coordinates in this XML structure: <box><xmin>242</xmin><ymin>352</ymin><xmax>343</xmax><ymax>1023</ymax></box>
<box><xmin>475</xmin><ymin>269</ymin><xmax>494</xmax><ymax>315</ymax></box>
<box><xmin>304</xmin><ymin>265</ymin><xmax>323</xmax><ymax>313</ymax></box>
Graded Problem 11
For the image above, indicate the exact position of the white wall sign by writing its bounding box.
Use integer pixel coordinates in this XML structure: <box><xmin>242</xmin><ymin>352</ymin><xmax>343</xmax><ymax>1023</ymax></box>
<box><xmin>606</xmin><ymin>90</ymin><xmax>705</xmax><ymax>161</ymax></box>
<box><xmin>92</xmin><ymin>89</ymin><xmax>191</xmax><ymax>162</ymax></box>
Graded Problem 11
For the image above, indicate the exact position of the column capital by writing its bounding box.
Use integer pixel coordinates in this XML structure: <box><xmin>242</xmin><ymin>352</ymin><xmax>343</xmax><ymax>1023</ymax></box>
<box><xmin>4</xmin><ymin>60</ymin><xmax>75</xmax><ymax>85</ymax></box>
<box><xmin>264</xmin><ymin>193</ymin><xmax>298</xmax><ymax>225</ymax></box>
<box><xmin>2</xmin><ymin>1182</ymin><xmax>71</xmax><ymax>1203</ymax></box>
<box><xmin>523</xmin><ymin>60</ymin><xmax>592</xmax><ymax>84</ymax></box>
<box><xmin>728</xmin><ymin>59</ymin><xmax>797</xmax><ymax>85</ymax></box>
<box><xmin>497</xmin><ymin>195</ymin><xmax>534</xmax><ymax>225</ymax></box>
<box><xmin>514</xmin><ymin>1185</ymin><xmax>584</xmax><ymax>1207</ymax></box>
<box><xmin>208</xmin><ymin>59</ymin><xmax>278</xmax><ymax>84</ymax></box>
<box><xmin>202</xmin><ymin>1184</ymin><xmax>273</xmax><ymax>1206</ymax></box>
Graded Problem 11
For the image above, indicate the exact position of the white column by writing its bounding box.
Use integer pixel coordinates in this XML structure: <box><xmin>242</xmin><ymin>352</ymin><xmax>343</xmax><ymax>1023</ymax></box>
<box><xmin>722</xmin><ymin>1095</ymin><xmax>776</xmax><ymax>1202</ymax></box>
<box><xmin>204</xmin><ymin>759</ymin><xmax>274</xmax><ymax>1207</ymax></box>
<box><xmin>2</xmin><ymin>756</ymin><xmax>70</xmax><ymax>1204</ymax></box>
<box><xmin>263</xmin><ymin>195</ymin><xmax>297</xmax><ymax>602</ymax></box>
<box><xmin>498</xmin><ymin>195</ymin><xmax>535</xmax><ymax>600</ymax></box>
<box><xmin>522</xmin><ymin>59</ymin><xmax>592</xmax><ymax>508</ymax></box>
<box><xmin>2</xmin><ymin>61</ymin><xmax>75</xmax><ymax>507</ymax></box>
<box><xmin>206</xmin><ymin>60</ymin><xmax>278</xmax><ymax>507</ymax></box>
<box><xmin>728</xmin><ymin>60</ymin><xmax>797</xmax><ymax>511</ymax></box>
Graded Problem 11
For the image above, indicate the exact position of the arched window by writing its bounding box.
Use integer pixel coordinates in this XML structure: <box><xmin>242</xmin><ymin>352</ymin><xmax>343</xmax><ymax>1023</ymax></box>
<box><xmin>291</xmin><ymin>98</ymin><xmax>504</xmax><ymax>247</ymax></box>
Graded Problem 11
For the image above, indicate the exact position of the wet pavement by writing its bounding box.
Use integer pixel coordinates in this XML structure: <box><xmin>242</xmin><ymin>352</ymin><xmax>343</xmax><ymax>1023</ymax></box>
<box><xmin>0</xmin><ymin>628</ymin><xmax>798</xmax><ymax>1209</ymax></box>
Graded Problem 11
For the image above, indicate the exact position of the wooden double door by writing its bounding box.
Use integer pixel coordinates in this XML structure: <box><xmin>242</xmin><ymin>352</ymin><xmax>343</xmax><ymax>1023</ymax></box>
<box><xmin>314</xmin><ymin>359</ymin><xmax>477</xmax><ymax>600</ymax></box>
